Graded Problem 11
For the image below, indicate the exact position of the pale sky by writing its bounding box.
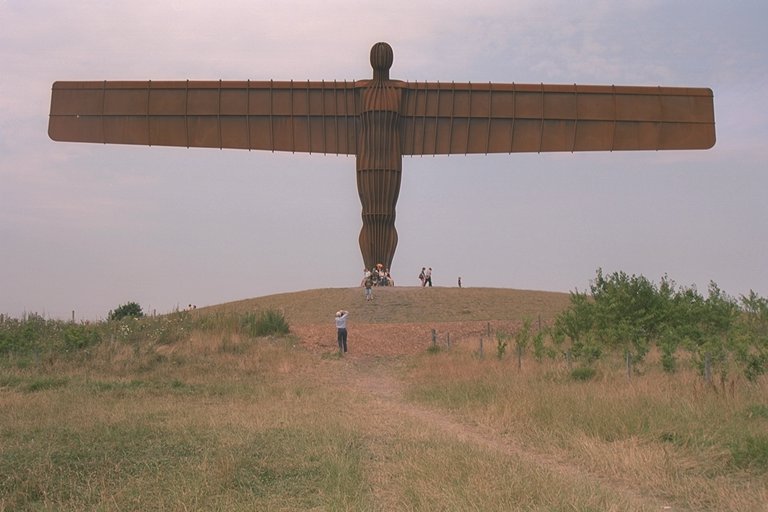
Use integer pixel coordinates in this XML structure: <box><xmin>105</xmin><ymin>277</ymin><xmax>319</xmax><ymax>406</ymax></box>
<box><xmin>1</xmin><ymin>0</ymin><xmax>766</xmax><ymax>320</ymax></box>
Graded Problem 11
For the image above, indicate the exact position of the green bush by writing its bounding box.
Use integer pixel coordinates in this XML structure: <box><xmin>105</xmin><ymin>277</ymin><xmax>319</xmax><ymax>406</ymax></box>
<box><xmin>553</xmin><ymin>270</ymin><xmax>768</xmax><ymax>382</ymax></box>
<box><xmin>108</xmin><ymin>302</ymin><xmax>144</xmax><ymax>321</ymax></box>
<box><xmin>741</xmin><ymin>353</ymin><xmax>768</xmax><ymax>382</ymax></box>
<box><xmin>531</xmin><ymin>330</ymin><xmax>556</xmax><ymax>361</ymax></box>
<box><xmin>0</xmin><ymin>314</ymin><xmax>102</xmax><ymax>356</ymax></box>
<box><xmin>62</xmin><ymin>324</ymin><xmax>101</xmax><ymax>351</ymax></box>
<box><xmin>660</xmin><ymin>351</ymin><xmax>677</xmax><ymax>373</ymax></box>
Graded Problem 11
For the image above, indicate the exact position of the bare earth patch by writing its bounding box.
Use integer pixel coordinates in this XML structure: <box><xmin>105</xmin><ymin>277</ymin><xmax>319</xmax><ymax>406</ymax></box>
<box><xmin>294</xmin><ymin>320</ymin><xmax>509</xmax><ymax>358</ymax></box>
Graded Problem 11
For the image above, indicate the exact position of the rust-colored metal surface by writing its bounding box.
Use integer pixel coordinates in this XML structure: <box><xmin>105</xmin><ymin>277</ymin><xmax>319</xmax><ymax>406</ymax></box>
<box><xmin>49</xmin><ymin>42</ymin><xmax>716</xmax><ymax>270</ymax></box>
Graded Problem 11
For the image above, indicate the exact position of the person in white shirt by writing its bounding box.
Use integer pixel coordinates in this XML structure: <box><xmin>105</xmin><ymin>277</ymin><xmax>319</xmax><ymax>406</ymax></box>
<box><xmin>335</xmin><ymin>310</ymin><xmax>349</xmax><ymax>354</ymax></box>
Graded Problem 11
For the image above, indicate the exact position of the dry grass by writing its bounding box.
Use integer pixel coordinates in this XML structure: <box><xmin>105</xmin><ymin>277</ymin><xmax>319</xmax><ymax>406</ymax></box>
<box><xmin>2</xmin><ymin>287</ymin><xmax>766</xmax><ymax>511</ymax></box>
<box><xmin>404</xmin><ymin>348</ymin><xmax>768</xmax><ymax>511</ymax></box>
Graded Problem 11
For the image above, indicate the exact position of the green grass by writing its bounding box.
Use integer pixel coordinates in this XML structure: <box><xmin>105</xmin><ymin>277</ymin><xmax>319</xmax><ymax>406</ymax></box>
<box><xmin>1</xmin><ymin>423</ymin><xmax>206</xmax><ymax>510</ymax></box>
<box><xmin>1</xmin><ymin>375</ymin><xmax>70</xmax><ymax>393</ymax></box>
<box><xmin>731</xmin><ymin>435</ymin><xmax>768</xmax><ymax>470</ymax></box>
<box><xmin>228</xmin><ymin>426</ymin><xmax>371</xmax><ymax>509</ymax></box>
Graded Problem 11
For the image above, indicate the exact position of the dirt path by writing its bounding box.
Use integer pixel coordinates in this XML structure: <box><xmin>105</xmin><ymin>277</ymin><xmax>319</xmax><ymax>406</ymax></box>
<box><xmin>300</xmin><ymin>327</ymin><xmax>683</xmax><ymax>511</ymax></box>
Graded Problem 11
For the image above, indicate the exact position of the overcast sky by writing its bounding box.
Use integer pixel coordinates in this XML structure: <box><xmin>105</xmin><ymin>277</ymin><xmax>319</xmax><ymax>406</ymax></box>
<box><xmin>1</xmin><ymin>0</ymin><xmax>766</xmax><ymax>320</ymax></box>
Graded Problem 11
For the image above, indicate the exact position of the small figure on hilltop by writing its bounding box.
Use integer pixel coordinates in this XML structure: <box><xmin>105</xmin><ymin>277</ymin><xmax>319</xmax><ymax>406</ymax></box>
<box><xmin>458</xmin><ymin>276</ymin><xmax>462</xmax><ymax>288</ymax></box>
<box><xmin>361</xmin><ymin>268</ymin><xmax>371</xmax><ymax>286</ymax></box>
<box><xmin>424</xmin><ymin>267</ymin><xmax>433</xmax><ymax>287</ymax></box>
<box><xmin>335</xmin><ymin>310</ymin><xmax>349</xmax><ymax>354</ymax></box>
<box><xmin>364</xmin><ymin>273</ymin><xmax>374</xmax><ymax>301</ymax></box>
<box><xmin>419</xmin><ymin>267</ymin><xmax>426</xmax><ymax>286</ymax></box>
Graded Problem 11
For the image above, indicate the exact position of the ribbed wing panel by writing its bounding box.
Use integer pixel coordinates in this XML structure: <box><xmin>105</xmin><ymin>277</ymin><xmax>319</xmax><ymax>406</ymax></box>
<box><xmin>49</xmin><ymin>80</ymin><xmax>360</xmax><ymax>155</ymax></box>
<box><xmin>399</xmin><ymin>82</ymin><xmax>715</xmax><ymax>155</ymax></box>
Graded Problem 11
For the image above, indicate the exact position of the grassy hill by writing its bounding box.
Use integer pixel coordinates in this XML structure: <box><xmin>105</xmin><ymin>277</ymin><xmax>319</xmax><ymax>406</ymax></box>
<box><xmin>3</xmin><ymin>286</ymin><xmax>767</xmax><ymax>511</ymax></box>
<box><xmin>202</xmin><ymin>286</ymin><xmax>572</xmax><ymax>325</ymax></box>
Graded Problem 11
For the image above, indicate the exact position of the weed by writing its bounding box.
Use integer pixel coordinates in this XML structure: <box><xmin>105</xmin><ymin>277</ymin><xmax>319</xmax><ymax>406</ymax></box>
<box><xmin>241</xmin><ymin>310</ymin><xmax>290</xmax><ymax>338</ymax></box>
<box><xmin>24</xmin><ymin>376</ymin><xmax>69</xmax><ymax>393</ymax></box>
<box><xmin>731</xmin><ymin>435</ymin><xmax>768</xmax><ymax>471</ymax></box>
<box><xmin>745</xmin><ymin>404</ymin><xmax>768</xmax><ymax>420</ymax></box>
<box><xmin>570</xmin><ymin>366</ymin><xmax>597</xmax><ymax>381</ymax></box>
<box><xmin>0</xmin><ymin>375</ymin><xmax>23</xmax><ymax>389</ymax></box>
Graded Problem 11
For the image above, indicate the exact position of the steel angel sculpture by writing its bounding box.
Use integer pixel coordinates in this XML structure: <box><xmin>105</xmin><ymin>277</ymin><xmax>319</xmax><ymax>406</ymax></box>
<box><xmin>49</xmin><ymin>42</ymin><xmax>715</xmax><ymax>270</ymax></box>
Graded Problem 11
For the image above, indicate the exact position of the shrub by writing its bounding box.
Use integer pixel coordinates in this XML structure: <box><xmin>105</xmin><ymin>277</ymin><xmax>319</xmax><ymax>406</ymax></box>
<box><xmin>495</xmin><ymin>331</ymin><xmax>509</xmax><ymax>360</ymax></box>
<box><xmin>741</xmin><ymin>353</ymin><xmax>768</xmax><ymax>383</ymax></box>
<box><xmin>0</xmin><ymin>314</ymin><xmax>49</xmax><ymax>355</ymax></box>
<box><xmin>515</xmin><ymin>318</ymin><xmax>532</xmax><ymax>355</ymax></box>
<box><xmin>426</xmin><ymin>344</ymin><xmax>442</xmax><ymax>354</ymax></box>
<box><xmin>531</xmin><ymin>329</ymin><xmax>555</xmax><ymax>361</ymax></box>
<box><xmin>660</xmin><ymin>351</ymin><xmax>678</xmax><ymax>373</ymax></box>
<box><xmin>108</xmin><ymin>302</ymin><xmax>144</xmax><ymax>321</ymax></box>
<box><xmin>553</xmin><ymin>270</ymin><xmax>768</xmax><ymax>382</ymax></box>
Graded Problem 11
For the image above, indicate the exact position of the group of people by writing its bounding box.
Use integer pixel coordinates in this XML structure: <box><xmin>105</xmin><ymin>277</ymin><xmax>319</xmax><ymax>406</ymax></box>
<box><xmin>362</xmin><ymin>264</ymin><xmax>394</xmax><ymax>287</ymax></box>
<box><xmin>418</xmin><ymin>267</ymin><xmax>433</xmax><ymax>287</ymax></box>
<box><xmin>361</xmin><ymin>265</ymin><xmax>394</xmax><ymax>301</ymax></box>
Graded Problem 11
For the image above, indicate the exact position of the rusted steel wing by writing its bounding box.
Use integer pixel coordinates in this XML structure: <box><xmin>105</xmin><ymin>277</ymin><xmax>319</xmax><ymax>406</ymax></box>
<box><xmin>399</xmin><ymin>82</ymin><xmax>715</xmax><ymax>155</ymax></box>
<box><xmin>49</xmin><ymin>80</ymin><xmax>361</xmax><ymax>155</ymax></box>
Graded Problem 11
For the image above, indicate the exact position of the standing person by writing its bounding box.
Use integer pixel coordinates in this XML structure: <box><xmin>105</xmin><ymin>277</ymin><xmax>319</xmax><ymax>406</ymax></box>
<box><xmin>364</xmin><ymin>274</ymin><xmax>374</xmax><ymax>301</ymax></box>
<box><xmin>335</xmin><ymin>310</ymin><xmax>349</xmax><ymax>354</ymax></box>
<box><xmin>425</xmin><ymin>267</ymin><xmax>433</xmax><ymax>287</ymax></box>
<box><xmin>419</xmin><ymin>267</ymin><xmax>426</xmax><ymax>287</ymax></box>
<box><xmin>458</xmin><ymin>276</ymin><xmax>462</xmax><ymax>288</ymax></box>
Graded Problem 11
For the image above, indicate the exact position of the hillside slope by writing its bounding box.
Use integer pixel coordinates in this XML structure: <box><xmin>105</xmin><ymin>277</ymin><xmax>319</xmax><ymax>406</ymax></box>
<box><xmin>204</xmin><ymin>286</ymin><xmax>571</xmax><ymax>326</ymax></box>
